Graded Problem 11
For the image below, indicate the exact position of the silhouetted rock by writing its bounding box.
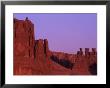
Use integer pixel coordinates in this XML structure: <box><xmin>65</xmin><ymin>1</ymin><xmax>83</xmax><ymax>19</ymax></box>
<box><xmin>92</xmin><ymin>48</ymin><xmax>97</xmax><ymax>55</ymax></box>
<box><xmin>50</xmin><ymin>55</ymin><xmax>74</xmax><ymax>70</ymax></box>
<box><xmin>85</xmin><ymin>48</ymin><xmax>90</xmax><ymax>56</ymax></box>
<box><xmin>88</xmin><ymin>63</ymin><xmax>97</xmax><ymax>75</ymax></box>
<box><xmin>44</xmin><ymin>39</ymin><xmax>49</xmax><ymax>57</ymax></box>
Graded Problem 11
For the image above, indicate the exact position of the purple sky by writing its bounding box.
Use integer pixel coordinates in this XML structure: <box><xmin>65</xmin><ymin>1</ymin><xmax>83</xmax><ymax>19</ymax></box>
<box><xmin>14</xmin><ymin>13</ymin><xmax>97</xmax><ymax>54</ymax></box>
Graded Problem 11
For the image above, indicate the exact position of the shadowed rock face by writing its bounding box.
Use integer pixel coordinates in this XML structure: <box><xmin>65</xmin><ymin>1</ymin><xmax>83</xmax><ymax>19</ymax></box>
<box><xmin>88</xmin><ymin>63</ymin><xmax>97</xmax><ymax>75</ymax></box>
<box><xmin>14</xmin><ymin>18</ymin><xmax>97</xmax><ymax>75</ymax></box>
<box><xmin>50</xmin><ymin>55</ymin><xmax>74</xmax><ymax>70</ymax></box>
<box><xmin>44</xmin><ymin>39</ymin><xmax>49</xmax><ymax>57</ymax></box>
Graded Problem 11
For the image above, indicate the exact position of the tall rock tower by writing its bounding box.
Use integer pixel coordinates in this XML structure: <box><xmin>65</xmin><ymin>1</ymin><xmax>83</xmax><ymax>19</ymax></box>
<box><xmin>44</xmin><ymin>39</ymin><xmax>50</xmax><ymax>57</ymax></box>
<box><xmin>35</xmin><ymin>39</ymin><xmax>45</xmax><ymax>62</ymax></box>
<box><xmin>14</xmin><ymin>17</ymin><xmax>35</xmax><ymax>75</ymax></box>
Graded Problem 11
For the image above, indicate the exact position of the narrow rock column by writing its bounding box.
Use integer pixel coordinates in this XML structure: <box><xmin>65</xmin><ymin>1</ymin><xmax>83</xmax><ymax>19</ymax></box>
<box><xmin>35</xmin><ymin>39</ymin><xmax>45</xmax><ymax>62</ymax></box>
<box><xmin>85</xmin><ymin>48</ymin><xmax>90</xmax><ymax>56</ymax></box>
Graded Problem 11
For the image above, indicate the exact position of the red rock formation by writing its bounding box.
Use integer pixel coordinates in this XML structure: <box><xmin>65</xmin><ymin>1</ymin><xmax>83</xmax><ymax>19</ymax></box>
<box><xmin>77</xmin><ymin>48</ymin><xmax>83</xmax><ymax>57</ymax></box>
<box><xmin>92</xmin><ymin>48</ymin><xmax>97</xmax><ymax>55</ymax></box>
<box><xmin>44</xmin><ymin>39</ymin><xmax>50</xmax><ymax>57</ymax></box>
<box><xmin>14</xmin><ymin>18</ymin><xmax>97</xmax><ymax>75</ymax></box>
<box><xmin>14</xmin><ymin>17</ymin><xmax>35</xmax><ymax>75</ymax></box>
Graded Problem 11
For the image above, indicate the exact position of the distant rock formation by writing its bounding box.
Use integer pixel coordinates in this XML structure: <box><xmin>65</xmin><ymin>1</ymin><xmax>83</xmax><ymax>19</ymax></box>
<box><xmin>14</xmin><ymin>18</ymin><xmax>97</xmax><ymax>75</ymax></box>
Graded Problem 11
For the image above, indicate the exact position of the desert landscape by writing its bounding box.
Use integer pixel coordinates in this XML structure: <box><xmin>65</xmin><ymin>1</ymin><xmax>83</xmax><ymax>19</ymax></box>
<box><xmin>13</xmin><ymin>17</ymin><xmax>97</xmax><ymax>75</ymax></box>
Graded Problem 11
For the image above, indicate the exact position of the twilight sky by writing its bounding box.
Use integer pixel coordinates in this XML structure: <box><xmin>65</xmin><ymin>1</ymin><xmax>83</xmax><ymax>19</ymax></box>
<box><xmin>14</xmin><ymin>13</ymin><xmax>97</xmax><ymax>54</ymax></box>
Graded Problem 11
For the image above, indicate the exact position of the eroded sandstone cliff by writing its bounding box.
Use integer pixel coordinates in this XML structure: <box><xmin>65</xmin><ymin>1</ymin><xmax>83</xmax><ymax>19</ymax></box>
<box><xmin>14</xmin><ymin>18</ymin><xmax>97</xmax><ymax>75</ymax></box>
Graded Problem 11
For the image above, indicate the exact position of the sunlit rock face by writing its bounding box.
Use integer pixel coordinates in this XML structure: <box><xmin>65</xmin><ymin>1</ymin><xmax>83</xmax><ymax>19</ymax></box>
<box><xmin>14</xmin><ymin>18</ymin><xmax>97</xmax><ymax>75</ymax></box>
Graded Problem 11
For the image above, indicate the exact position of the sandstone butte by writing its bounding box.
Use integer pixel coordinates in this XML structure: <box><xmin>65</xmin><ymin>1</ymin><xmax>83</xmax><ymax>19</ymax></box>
<box><xmin>14</xmin><ymin>17</ymin><xmax>97</xmax><ymax>75</ymax></box>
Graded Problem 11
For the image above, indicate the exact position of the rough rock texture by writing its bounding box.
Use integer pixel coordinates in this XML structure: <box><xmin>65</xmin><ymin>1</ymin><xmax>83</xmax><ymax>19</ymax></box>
<box><xmin>14</xmin><ymin>18</ymin><xmax>35</xmax><ymax>75</ymax></box>
<box><xmin>14</xmin><ymin>18</ymin><xmax>97</xmax><ymax>75</ymax></box>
